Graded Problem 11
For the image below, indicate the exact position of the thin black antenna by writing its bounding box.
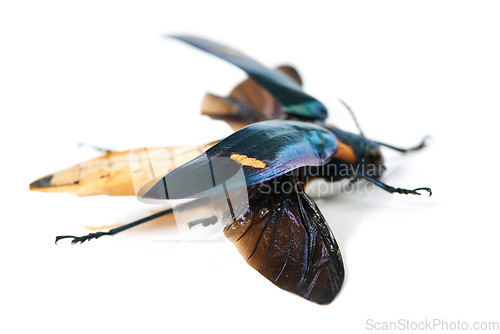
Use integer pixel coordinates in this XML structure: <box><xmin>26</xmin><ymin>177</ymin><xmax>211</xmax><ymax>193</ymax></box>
<box><xmin>338</xmin><ymin>99</ymin><xmax>365</xmax><ymax>137</ymax></box>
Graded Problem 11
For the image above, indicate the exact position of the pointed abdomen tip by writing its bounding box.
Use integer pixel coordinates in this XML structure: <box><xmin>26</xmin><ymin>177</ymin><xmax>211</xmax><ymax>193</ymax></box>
<box><xmin>30</xmin><ymin>175</ymin><xmax>54</xmax><ymax>190</ymax></box>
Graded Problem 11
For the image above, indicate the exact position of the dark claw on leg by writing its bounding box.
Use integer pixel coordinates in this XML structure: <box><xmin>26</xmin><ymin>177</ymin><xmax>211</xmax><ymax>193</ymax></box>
<box><xmin>55</xmin><ymin>232</ymin><xmax>112</xmax><ymax>245</ymax></box>
<box><xmin>412</xmin><ymin>187</ymin><xmax>432</xmax><ymax>197</ymax></box>
<box><xmin>389</xmin><ymin>186</ymin><xmax>432</xmax><ymax>196</ymax></box>
<box><xmin>356</xmin><ymin>172</ymin><xmax>432</xmax><ymax>197</ymax></box>
<box><xmin>53</xmin><ymin>201</ymin><xmax>211</xmax><ymax>245</ymax></box>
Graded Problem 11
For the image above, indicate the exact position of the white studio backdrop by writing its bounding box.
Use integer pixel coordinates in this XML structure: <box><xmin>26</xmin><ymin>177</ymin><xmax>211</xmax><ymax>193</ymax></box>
<box><xmin>1</xmin><ymin>1</ymin><xmax>499</xmax><ymax>334</ymax></box>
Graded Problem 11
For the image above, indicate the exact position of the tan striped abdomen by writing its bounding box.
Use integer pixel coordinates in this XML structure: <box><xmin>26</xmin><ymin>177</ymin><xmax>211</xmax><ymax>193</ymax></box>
<box><xmin>29</xmin><ymin>143</ymin><xmax>216</xmax><ymax>197</ymax></box>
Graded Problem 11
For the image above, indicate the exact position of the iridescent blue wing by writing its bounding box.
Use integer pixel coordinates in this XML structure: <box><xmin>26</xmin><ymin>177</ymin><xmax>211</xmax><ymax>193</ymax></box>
<box><xmin>138</xmin><ymin>120</ymin><xmax>337</xmax><ymax>200</ymax></box>
<box><xmin>170</xmin><ymin>35</ymin><xmax>328</xmax><ymax>120</ymax></box>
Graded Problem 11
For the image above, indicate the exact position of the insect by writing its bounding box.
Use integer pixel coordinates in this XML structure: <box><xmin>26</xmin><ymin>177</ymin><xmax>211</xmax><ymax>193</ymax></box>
<box><xmin>30</xmin><ymin>35</ymin><xmax>431</xmax><ymax>305</ymax></box>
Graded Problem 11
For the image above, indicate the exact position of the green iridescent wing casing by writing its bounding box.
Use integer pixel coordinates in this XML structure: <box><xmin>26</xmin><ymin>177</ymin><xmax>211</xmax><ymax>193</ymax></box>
<box><xmin>170</xmin><ymin>35</ymin><xmax>328</xmax><ymax>120</ymax></box>
<box><xmin>138</xmin><ymin>120</ymin><xmax>337</xmax><ymax>200</ymax></box>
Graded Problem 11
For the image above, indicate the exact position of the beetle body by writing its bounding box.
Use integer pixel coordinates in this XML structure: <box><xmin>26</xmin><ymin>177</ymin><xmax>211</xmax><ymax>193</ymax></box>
<box><xmin>30</xmin><ymin>35</ymin><xmax>430</xmax><ymax>305</ymax></box>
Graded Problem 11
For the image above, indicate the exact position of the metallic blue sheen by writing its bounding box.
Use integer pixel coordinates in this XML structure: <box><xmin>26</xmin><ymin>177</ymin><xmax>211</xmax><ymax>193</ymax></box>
<box><xmin>170</xmin><ymin>35</ymin><xmax>328</xmax><ymax>120</ymax></box>
<box><xmin>139</xmin><ymin>120</ymin><xmax>337</xmax><ymax>199</ymax></box>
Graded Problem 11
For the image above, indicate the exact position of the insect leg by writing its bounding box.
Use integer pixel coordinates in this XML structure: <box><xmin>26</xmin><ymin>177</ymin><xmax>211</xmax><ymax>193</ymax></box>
<box><xmin>375</xmin><ymin>136</ymin><xmax>430</xmax><ymax>153</ymax></box>
<box><xmin>187</xmin><ymin>216</ymin><xmax>218</xmax><ymax>230</ymax></box>
<box><xmin>55</xmin><ymin>208</ymin><xmax>174</xmax><ymax>244</ymax></box>
<box><xmin>355</xmin><ymin>172</ymin><xmax>432</xmax><ymax>196</ymax></box>
<box><xmin>55</xmin><ymin>197</ymin><xmax>211</xmax><ymax>244</ymax></box>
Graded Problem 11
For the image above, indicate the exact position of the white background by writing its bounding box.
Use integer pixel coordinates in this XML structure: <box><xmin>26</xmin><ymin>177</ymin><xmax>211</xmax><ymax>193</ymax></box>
<box><xmin>1</xmin><ymin>1</ymin><xmax>499</xmax><ymax>333</ymax></box>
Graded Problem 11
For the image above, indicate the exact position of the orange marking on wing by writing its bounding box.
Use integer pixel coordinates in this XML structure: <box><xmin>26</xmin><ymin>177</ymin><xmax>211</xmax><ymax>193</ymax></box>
<box><xmin>230</xmin><ymin>154</ymin><xmax>266</xmax><ymax>168</ymax></box>
<box><xmin>334</xmin><ymin>140</ymin><xmax>357</xmax><ymax>163</ymax></box>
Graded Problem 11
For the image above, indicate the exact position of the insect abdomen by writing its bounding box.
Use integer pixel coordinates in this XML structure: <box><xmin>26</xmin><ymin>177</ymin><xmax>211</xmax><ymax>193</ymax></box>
<box><xmin>29</xmin><ymin>144</ymin><xmax>215</xmax><ymax>197</ymax></box>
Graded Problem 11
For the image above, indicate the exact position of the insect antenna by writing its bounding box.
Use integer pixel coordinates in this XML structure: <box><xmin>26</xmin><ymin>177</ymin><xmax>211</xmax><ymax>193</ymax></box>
<box><xmin>338</xmin><ymin>99</ymin><xmax>366</xmax><ymax>137</ymax></box>
<box><xmin>337</xmin><ymin>100</ymin><xmax>430</xmax><ymax>154</ymax></box>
